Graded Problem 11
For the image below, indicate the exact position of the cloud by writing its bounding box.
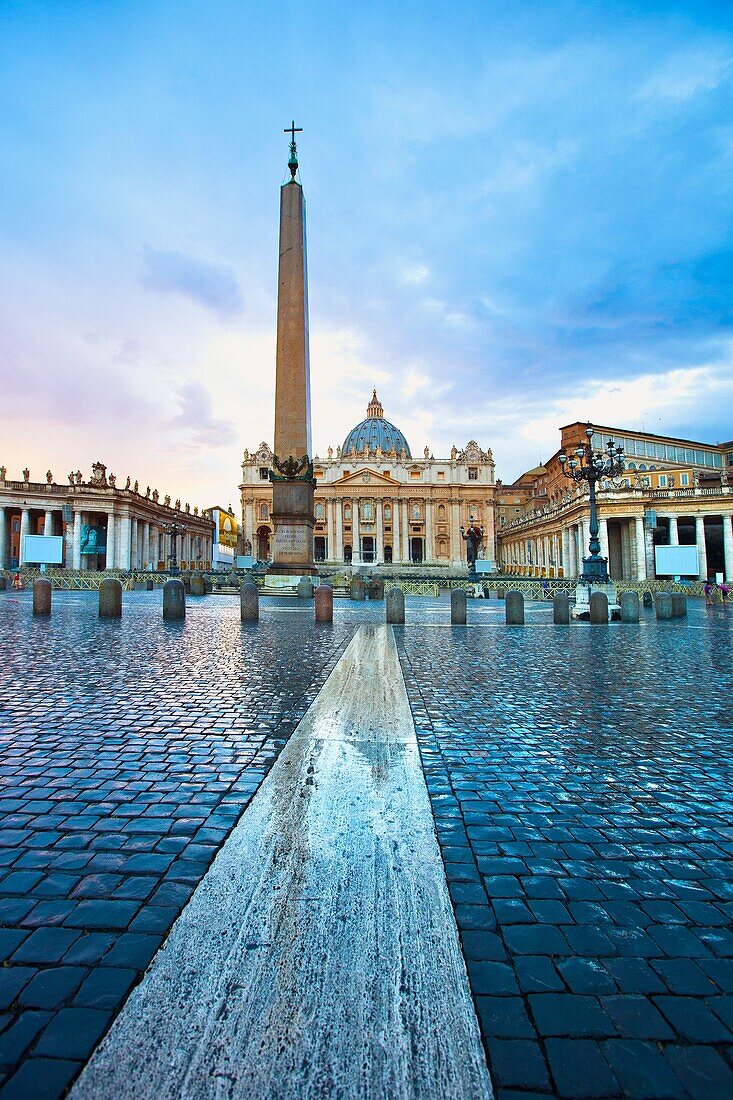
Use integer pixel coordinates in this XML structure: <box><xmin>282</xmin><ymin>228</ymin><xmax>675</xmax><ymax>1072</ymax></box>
<box><xmin>171</xmin><ymin>382</ymin><xmax>237</xmax><ymax>447</ymax></box>
<box><xmin>402</xmin><ymin>263</ymin><xmax>430</xmax><ymax>285</ymax></box>
<box><xmin>142</xmin><ymin>249</ymin><xmax>244</xmax><ymax>319</ymax></box>
<box><xmin>639</xmin><ymin>49</ymin><xmax>732</xmax><ymax>103</ymax></box>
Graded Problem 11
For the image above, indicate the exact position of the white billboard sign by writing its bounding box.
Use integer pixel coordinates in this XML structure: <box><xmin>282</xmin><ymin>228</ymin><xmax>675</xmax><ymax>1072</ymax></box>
<box><xmin>23</xmin><ymin>535</ymin><xmax>64</xmax><ymax>565</ymax></box>
<box><xmin>654</xmin><ymin>544</ymin><xmax>699</xmax><ymax>577</ymax></box>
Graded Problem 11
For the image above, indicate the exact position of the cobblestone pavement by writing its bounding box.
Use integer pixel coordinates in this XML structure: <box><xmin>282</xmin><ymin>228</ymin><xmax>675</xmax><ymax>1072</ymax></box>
<box><xmin>0</xmin><ymin>590</ymin><xmax>357</xmax><ymax>1098</ymax></box>
<box><xmin>398</xmin><ymin>601</ymin><xmax>733</xmax><ymax>1099</ymax></box>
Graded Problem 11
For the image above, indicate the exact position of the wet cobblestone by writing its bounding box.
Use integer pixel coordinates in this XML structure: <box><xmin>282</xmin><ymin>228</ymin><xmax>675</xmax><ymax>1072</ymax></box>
<box><xmin>398</xmin><ymin>600</ymin><xmax>733</xmax><ymax>1099</ymax></box>
<box><xmin>0</xmin><ymin>589</ymin><xmax>355</xmax><ymax>1096</ymax></box>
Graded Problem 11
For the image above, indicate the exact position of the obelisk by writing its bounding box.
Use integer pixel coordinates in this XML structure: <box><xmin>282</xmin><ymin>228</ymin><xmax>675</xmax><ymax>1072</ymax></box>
<box><xmin>269</xmin><ymin>122</ymin><xmax>317</xmax><ymax>576</ymax></box>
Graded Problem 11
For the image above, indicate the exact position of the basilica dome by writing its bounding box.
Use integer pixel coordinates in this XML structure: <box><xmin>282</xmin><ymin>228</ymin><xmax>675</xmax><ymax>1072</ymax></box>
<box><xmin>342</xmin><ymin>391</ymin><xmax>412</xmax><ymax>458</ymax></box>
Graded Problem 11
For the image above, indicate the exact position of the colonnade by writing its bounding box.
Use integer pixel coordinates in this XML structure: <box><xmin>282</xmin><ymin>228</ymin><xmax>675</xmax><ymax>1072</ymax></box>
<box><xmin>0</xmin><ymin>504</ymin><xmax>213</xmax><ymax>571</ymax></box>
<box><xmin>501</xmin><ymin>509</ymin><xmax>733</xmax><ymax>582</ymax></box>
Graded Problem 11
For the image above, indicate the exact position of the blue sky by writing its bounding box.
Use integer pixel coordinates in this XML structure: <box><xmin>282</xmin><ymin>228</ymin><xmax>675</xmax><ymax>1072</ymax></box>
<box><xmin>1</xmin><ymin>0</ymin><xmax>732</xmax><ymax>504</ymax></box>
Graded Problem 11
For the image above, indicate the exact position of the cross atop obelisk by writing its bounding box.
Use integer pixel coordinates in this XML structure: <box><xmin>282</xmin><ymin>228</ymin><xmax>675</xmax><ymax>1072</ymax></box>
<box><xmin>284</xmin><ymin>120</ymin><xmax>302</xmax><ymax>179</ymax></box>
<box><xmin>269</xmin><ymin>122</ymin><xmax>317</xmax><ymax>575</ymax></box>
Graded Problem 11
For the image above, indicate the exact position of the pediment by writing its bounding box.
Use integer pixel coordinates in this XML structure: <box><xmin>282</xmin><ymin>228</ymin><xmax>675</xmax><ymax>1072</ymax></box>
<box><xmin>333</xmin><ymin>467</ymin><xmax>398</xmax><ymax>487</ymax></box>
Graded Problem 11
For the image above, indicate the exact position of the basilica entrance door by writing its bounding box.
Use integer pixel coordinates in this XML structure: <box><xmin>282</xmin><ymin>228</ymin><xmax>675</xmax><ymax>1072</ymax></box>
<box><xmin>410</xmin><ymin>537</ymin><xmax>424</xmax><ymax>563</ymax></box>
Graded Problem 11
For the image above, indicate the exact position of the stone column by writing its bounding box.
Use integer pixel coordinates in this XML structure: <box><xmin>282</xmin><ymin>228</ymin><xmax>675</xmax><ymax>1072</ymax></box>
<box><xmin>392</xmin><ymin>499</ymin><xmax>400</xmax><ymax>564</ymax></box>
<box><xmin>0</xmin><ymin>507</ymin><xmax>6</xmax><ymax>569</ymax></box>
<box><xmin>723</xmin><ymin>513</ymin><xmax>733</xmax><ymax>584</ymax></box>
<box><xmin>335</xmin><ymin>500</ymin><xmax>343</xmax><ymax>563</ymax></box>
<box><xmin>352</xmin><ymin>501</ymin><xmax>360</xmax><ymax>564</ymax></box>
<box><xmin>402</xmin><ymin>501</ymin><xmax>410</xmax><ymax>563</ymax></box>
<box><xmin>18</xmin><ymin>508</ymin><xmax>30</xmax><ymax>565</ymax></box>
<box><xmin>376</xmin><ymin>500</ymin><xmax>384</xmax><ymax>564</ymax></box>
<box><xmin>668</xmin><ymin>515</ymin><xmax>679</xmax><ymax>546</ymax></box>
<box><xmin>244</xmin><ymin>500</ymin><xmax>254</xmax><ymax>553</ymax></box>
<box><xmin>599</xmin><ymin>517</ymin><xmax>609</xmax><ymax>566</ymax></box>
<box><xmin>326</xmin><ymin>499</ymin><xmax>334</xmax><ymax>562</ymax></box>
<box><xmin>142</xmin><ymin>522</ymin><xmax>150</xmax><ymax>570</ymax></box>
<box><xmin>130</xmin><ymin>518</ymin><xmax>139</xmax><ymax>570</ymax></box>
<box><xmin>119</xmin><ymin>512</ymin><xmax>132</xmax><ymax>570</ymax></box>
<box><xmin>696</xmin><ymin>516</ymin><xmax>708</xmax><ymax>580</ymax></box>
<box><xmin>620</xmin><ymin>521</ymin><xmax>632</xmax><ymax>580</ymax></box>
<box><xmin>72</xmin><ymin>511</ymin><xmax>82</xmax><ymax>570</ymax></box>
<box><xmin>424</xmin><ymin>501</ymin><xmax>434</xmax><ymax>565</ymax></box>
<box><xmin>105</xmin><ymin>512</ymin><xmax>116</xmax><ymax>569</ymax></box>
<box><xmin>634</xmin><ymin>515</ymin><xmax>647</xmax><ymax>580</ymax></box>
<box><xmin>450</xmin><ymin>500</ymin><xmax>461</xmax><ymax>566</ymax></box>
<box><xmin>43</xmin><ymin>510</ymin><xmax>53</xmax><ymax>536</ymax></box>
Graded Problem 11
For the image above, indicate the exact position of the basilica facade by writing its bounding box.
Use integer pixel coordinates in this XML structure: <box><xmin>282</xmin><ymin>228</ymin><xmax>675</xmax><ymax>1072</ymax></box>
<box><xmin>240</xmin><ymin>392</ymin><xmax>497</xmax><ymax>570</ymax></box>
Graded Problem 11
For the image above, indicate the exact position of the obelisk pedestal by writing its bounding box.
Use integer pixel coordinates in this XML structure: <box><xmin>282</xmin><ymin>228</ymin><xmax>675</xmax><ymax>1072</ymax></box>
<box><xmin>269</xmin><ymin>129</ymin><xmax>317</xmax><ymax>576</ymax></box>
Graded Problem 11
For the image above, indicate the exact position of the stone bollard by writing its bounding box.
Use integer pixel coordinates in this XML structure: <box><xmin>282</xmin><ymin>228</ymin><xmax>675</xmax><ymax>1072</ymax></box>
<box><xmin>240</xmin><ymin>581</ymin><xmax>259</xmax><ymax>622</ymax></box>
<box><xmin>315</xmin><ymin>584</ymin><xmax>333</xmax><ymax>623</ymax></box>
<box><xmin>297</xmin><ymin>577</ymin><xmax>314</xmax><ymax>600</ymax></box>
<box><xmin>203</xmin><ymin>574</ymin><xmax>213</xmax><ymax>594</ymax></box>
<box><xmin>619</xmin><ymin>591</ymin><xmax>640</xmax><ymax>623</ymax></box>
<box><xmin>590</xmin><ymin>592</ymin><xmax>609</xmax><ymax>623</ymax></box>
<box><xmin>671</xmin><ymin>594</ymin><xmax>687</xmax><ymax>619</ymax></box>
<box><xmin>642</xmin><ymin>591</ymin><xmax>653</xmax><ymax>608</ymax></box>
<box><xmin>181</xmin><ymin>570</ymin><xmax>192</xmax><ymax>593</ymax></box>
<box><xmin>0</xmin><ymin>576</ymin><xmax>6</xmax><ymax>591</ymax></box>
<box><xmin>386</xmin><ymin>586</ymin><xmax>405</xmax><ymax>624</ymax></box>
<box><xmin>450</xmin><ymin>588</ymin><xmax>467</xmax><ymax>625</ymax></box>
<box><xmin>655</xmin><ymin>592</ymin><xmax>673</xmax><ymax>620</ymax></box>
<box><xmin>350</xmin><ymin>576</ymin><xmax>366</xmax><ymax>601</ymax></box>
<box><xmin>190</xmin><ymin>572</ymin><xmax>206</xmax><ymax>597</ymax></box>
<box><xmin>163</xmin><ymin>579</ymin><xmax>186</xmax><ymax>621</ymax></box>
<box><xmin>32</xmin><ymin>577</ymin><xmax>52</xmax><ymax>616</ymax></box>
<box><xmin>505</xmin><ymin>590</ymin><xmax>524</xmax><ymax>625</ymax></box>
<box><xmin>99</xmin><ymin>577</ymin><xmax>123</xmax><ymax>618</ymax></box>
<box><xmin>553</xmin><ymin>592</ymin><xmax>570</xmax><ymax>624</ymax></box>
<box><xmin>497</xmin><ymin>589</ymin><xmax>506</xmax><ymax>600</ymax></box>
<box><xmin>145</xmin><ymin>579</ymin><xmax>154</xmax><ymax>591</ymax></box>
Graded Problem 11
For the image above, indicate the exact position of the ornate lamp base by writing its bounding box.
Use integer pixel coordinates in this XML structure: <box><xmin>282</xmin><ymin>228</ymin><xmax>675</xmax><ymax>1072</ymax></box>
<box><xmin>581</xmin><ymin>554</ymin><xmax>609</xmax><ymax>584</ymax></box>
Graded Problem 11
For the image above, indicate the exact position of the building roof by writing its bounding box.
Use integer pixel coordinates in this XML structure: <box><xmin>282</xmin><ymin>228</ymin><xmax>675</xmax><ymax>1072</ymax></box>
<box><xmin>342</xmin><ymin>391</ymin><xmax>412</xmax><ymax>458</ymax></box>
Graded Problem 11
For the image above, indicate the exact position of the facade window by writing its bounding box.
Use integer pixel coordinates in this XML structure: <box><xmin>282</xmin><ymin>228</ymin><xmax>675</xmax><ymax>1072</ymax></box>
<box><xmin>344</xmin><ymin>505</ymin><xmax>351</xmax><ymax>520</ymax></box>
<box><xmin>12</xmin><ymin>520</ymin><xmax>19</xmax><ymax>533</ymax></box>
<box><xmin>259</xmin><ymin>467</ymin><xmax>269</xmax><ymax>480</ymax></box>
<box><xmin>384</xmin><ymin>505</ymin><xmax>391</xmax><ymax>520</ymax></box>
<box><xmin>410</xmin><ymin>470</ymin><xmax>421</xmax><ymax>479</ymax></box>
<box><xmin>468</xmin><ymin>467</ymin><xmax>478</xmax><ymax>480</ymax></box>
<box><xmin>681</xmin><ymin>473</ymin><xmax>690</xmax><ymax>486</ymax></box>
<box><xmin>361</xmin><ymin>502</ymin><xmax>374</xmax><ymax>520</ymax></box>
<box><xmin>315</xmin><ymin>502</ymin><xmax>325</xmax><ymax>519</ymax></box>
<box><xmin>659</xmin><ymin>475</ymin><xmax>667</xmax><ymax>487</ymax></box>
<box><xmin>437</xmin><ymin>471</ymin><xmax>445</xmax><ymax>479</ymax></box>
<box><xmin>259</xmin><ymin>503</ymin><xmax>269</xmax><ymax>520</ymax></box>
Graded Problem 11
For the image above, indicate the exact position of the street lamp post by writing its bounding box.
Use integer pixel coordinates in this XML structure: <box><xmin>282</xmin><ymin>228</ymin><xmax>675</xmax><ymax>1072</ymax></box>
<box><xmin>558</xmin><ymin>427</ymin><xmax>625</xmax><ymax>584</ymax></box>
<box><xmin>163</xmin><ymin>520</ymin><xmax>187</xmax><ymax>576</ymax></box>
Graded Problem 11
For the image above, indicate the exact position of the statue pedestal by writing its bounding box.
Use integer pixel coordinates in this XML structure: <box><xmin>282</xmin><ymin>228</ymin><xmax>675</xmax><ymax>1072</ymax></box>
<box><xmin>572</xmin><ymin>582</ymin><xmax>620</xmax><ymax>621</ymax></box>
<box><xmin>269</xmin><ymin>479</ymin><xmax>317</xmax><ymax>576</ymax></box>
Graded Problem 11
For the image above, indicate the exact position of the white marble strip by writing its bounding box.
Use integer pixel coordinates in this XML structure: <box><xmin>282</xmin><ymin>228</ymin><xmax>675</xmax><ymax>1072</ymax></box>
<box><xmin>72</xmin><ymin>624</ymin><xmax>492</xmax><ymax>1100</ymax></box>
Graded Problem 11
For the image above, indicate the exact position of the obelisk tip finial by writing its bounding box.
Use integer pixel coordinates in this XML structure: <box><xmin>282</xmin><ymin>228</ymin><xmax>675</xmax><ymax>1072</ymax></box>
<box><xmin>284</xmin><ymin>120</ymin><xmax>303</xmax><ymax>181</ymax></box>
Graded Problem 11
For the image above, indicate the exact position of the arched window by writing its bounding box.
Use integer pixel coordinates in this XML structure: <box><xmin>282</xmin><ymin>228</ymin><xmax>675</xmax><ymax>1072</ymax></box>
<box><xmin>315</xmin><ymin>502</ymin><xmax>325</xmax><ymax>519</ymax></box>
<box><xmin>361</xmin><ymin>501</ymin><xmax>374</xmax><ymax>520</ymax></box>
<box><xmin>437</xmin><ymin>504</ymin><xmax>446</xmax><ymax>521</ymax></box>
<box><xmin>344</xmin><ymin>504</ymin><xmax>351</xmax><ymax>521</ymax></box>
<box><xmin>384</xmin><ymin>505</ymin><xmax>392</xmax><ymax>521</ymax></box>
<box><xmin>260</xmin><ymin>502</ymin><xmax>269</xmax><ymax>520</ymax></box>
